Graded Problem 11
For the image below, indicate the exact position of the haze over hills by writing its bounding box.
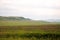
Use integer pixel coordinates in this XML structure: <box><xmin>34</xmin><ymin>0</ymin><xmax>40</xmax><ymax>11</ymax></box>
<box><xmin>45</xmin><ymin>19</ymin><xmax>60</xmax><ymax>22</ymax></box>
<box><xmin>0</xmin><ymin>16</ymin><xmax>60</xmax><ymax>22</ymax></box>
<box><xmin>0</xmin><ymin>16</ymin><xmax>31</xmax><ymax>21</ymax></box>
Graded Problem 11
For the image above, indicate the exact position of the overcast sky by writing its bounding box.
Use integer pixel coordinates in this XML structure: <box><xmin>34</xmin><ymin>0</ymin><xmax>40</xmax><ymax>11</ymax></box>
<box><xmin>0</xmin><ymin>0</ymin><xmax>60</xmax><ymax>20</ymax></box>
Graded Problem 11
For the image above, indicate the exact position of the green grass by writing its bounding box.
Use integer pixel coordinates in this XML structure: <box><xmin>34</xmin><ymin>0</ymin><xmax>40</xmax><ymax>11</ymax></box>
<box><xmin>0</xmin><ymin>21</ymin><xmax>46</xmax><ymax>26</ymax></box>
<box><xmin>0</xmin><ymin>20</ymin><xmax>60</xmax><ymax>40</ymax></box>
<box><xmin>0</xmin><ymin>20</ymin><xmax>60</xmax><ymax>26</ymax></box>
<box><xmin>0</xmin><ymin>33</ymin><xmax>60</xmax><ymax>40</ymax></box>
<box><xmin>0</xmin><ymin>20</ymin><xmax>60</xmax><ymax>33</ymax></box>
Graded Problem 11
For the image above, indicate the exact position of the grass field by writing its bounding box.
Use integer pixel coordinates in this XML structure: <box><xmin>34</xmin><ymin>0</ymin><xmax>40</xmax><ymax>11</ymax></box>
<box><xmin>0</xmin><ymin>20</ymin><xmax>60</xmax><ymax>40</ymax></box>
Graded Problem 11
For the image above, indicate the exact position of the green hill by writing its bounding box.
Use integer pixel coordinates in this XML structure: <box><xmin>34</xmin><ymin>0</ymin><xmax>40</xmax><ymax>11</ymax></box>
<box><xmin>0</xmin><ymin>16</ymin><xmax>31</xmax><ymax>21</ymax></box>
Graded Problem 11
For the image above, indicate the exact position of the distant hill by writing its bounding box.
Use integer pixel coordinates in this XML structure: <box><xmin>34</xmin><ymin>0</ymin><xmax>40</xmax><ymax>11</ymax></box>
<box><xmin>0</xmin><ymin>16</ymin><xmax>60</xmax><ymax>23</ymax></box>
<box><xmin>46</xmin><ymin>19</ymin><xmax>60</xmax><ymax>22</ymax></box>
<box><xmin>0</xmin><ymin>16</ymin><xmax>49</xmax><ymax>23</ymax></box>
<box><xmin>0</xmin><ymin>16</ymin><xmax>31</xmax><ymax>21</ymax></box>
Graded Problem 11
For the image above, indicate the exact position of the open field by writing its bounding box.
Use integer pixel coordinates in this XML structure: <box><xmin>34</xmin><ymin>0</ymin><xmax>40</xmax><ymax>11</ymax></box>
<box><xmin>0</xmin><ymin>20</ymin><xmax>59</xmax><ymax>26</ymax></box>
<box><xmin>0</xmin><ymin>21</ymin><xmax>60</xmax><ymax>40</ymax></box>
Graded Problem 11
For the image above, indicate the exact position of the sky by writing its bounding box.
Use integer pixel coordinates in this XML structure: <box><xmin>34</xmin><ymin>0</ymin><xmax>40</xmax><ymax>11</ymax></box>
<box><xmin>0</xmin><ymin>0</ymin><xmax>60</xmax><ymax>20</ymax></box>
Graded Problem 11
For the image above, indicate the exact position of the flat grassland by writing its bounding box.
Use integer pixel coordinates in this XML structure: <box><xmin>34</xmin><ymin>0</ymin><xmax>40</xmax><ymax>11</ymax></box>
<box><xmin>0</xmin><ymin>21</ymin><xmax>60</xmax><ymax>40</ymax></box>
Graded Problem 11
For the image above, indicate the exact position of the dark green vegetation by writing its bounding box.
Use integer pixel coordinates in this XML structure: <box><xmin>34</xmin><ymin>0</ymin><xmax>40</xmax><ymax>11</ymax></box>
<box><xmin>0</xmin><ymin>24</ymin><xmax>60</xmax><ymax>40</ymax></box>
<box><xmin>0</xmin><ymin>16</ymin><xmax>60</xmax><ymax>40</ymax></box>
<box><xmin>0</xmin><ymin>16</ymin><xmax>31</xmax><ymax>21</ymax></box>
<box><xmin>0</xmin><ymin>33</ymin><xmax>60</xmax><ymax>40</ymax></box>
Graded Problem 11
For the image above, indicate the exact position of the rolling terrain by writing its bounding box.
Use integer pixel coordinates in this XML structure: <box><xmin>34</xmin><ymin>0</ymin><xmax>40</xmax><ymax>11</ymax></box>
<box><xmin>0</xmin><ymin>16</ymin><xmax>60</xmax><ymax>40</ymax></box>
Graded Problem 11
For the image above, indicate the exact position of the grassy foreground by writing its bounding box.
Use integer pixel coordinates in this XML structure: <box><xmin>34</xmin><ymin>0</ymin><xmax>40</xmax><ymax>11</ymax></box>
<box><xmin>0</xmin><ymin>21</ymin><xmax>60</xmax><ymax>40</ymax></box>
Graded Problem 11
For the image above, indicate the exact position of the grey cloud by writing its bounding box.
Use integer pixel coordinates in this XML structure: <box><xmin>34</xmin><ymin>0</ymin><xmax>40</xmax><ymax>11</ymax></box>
<box><xmin>0</xmin><ymin>0</ymin><xmax>60</xmax><ymax>20</ymax></box>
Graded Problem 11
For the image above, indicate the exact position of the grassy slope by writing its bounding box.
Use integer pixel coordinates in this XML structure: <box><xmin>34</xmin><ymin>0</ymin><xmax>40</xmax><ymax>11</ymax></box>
<box><xmin>0</xmin><ymin>20</ymin><xmax>59</xmax><ymax>26</ymax></box>
<box><xmin>0</xmin><ymin>20</ymin><xmax>60</xmax><ymax>34</ymax></box>
<box><xmin>0</xmin><ymin>20</ymin><xmax>60</xmax><ymax>40</ymax></box>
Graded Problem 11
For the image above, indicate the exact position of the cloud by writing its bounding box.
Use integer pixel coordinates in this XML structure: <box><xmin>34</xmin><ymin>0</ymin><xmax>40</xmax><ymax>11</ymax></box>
<box><xmin>0</xmin><ymin>0</ymin><xmax>60</xmax><ymax>20</ymax></box>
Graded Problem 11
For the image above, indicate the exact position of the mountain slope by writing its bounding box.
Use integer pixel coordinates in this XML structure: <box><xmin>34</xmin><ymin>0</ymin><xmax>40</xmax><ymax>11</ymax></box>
<box><xmin>0</xmin><ymin>16</ymin><xmax>31</xmax><ymax>21</ymax></box>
